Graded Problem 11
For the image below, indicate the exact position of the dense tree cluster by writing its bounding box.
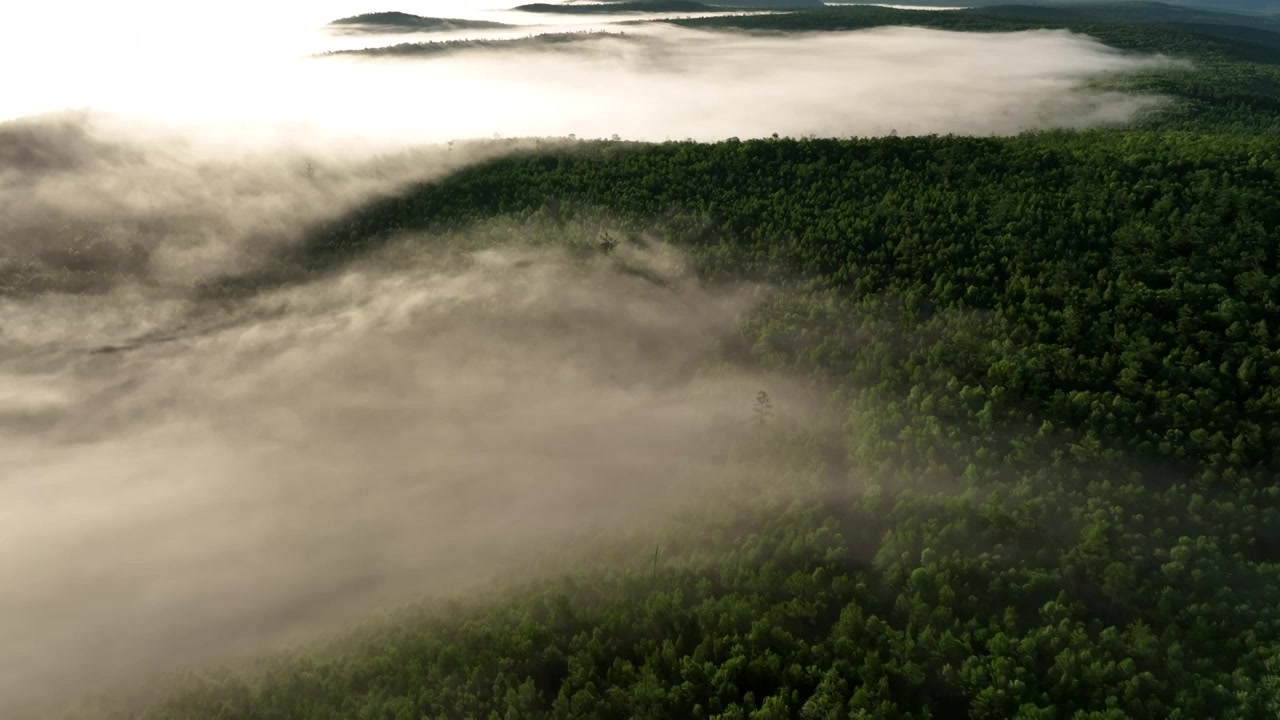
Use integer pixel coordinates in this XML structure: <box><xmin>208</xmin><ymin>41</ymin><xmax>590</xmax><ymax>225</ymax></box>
<box><xmin>97</xmin><ymin>5</ymin><xmax>1280</xmax><ymax>720</ymax></box>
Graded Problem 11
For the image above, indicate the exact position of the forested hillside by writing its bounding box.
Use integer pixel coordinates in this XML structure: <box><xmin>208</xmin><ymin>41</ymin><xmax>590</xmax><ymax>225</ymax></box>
<box><xmin>98</xmin><ymin>6</ymin><xmax>1280</xmax><ymax>720</ymax></box>
<box><xmin>125</xmin><ymin>130</ymin><xmax>1280</xmax><ymax>718</ymax></box>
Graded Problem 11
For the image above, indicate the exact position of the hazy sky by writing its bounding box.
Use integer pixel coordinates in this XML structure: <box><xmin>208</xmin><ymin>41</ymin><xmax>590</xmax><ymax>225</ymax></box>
<box><xmin>0</xmin><ymin>1</ymin><xmax>1174</xmax><ymax>142</ymax></box>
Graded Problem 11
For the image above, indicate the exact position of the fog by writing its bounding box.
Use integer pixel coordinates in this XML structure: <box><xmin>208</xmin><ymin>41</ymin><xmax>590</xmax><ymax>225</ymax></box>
<box><xmin>2</xmin><ymin>232</ymin><xmax>823</xmax><ymax>715</ymax></box>
<box><xmin>1</xmin><ymin>2</ymin><xmax>1176</xmax><ymax>140</ymax></box>
<box><xmin>0</xmin><ymin>112</ymin><xmax>556</xmax><ymax>296</ymax></box>
<box><xmin>0</xmin><ymin>1</ymin><xmax>1185</xmax><ymax>715</ymax></box>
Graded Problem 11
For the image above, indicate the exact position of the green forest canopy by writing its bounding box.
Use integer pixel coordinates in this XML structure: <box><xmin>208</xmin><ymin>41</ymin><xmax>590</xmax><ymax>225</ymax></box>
<box><xmin>96</xmin><ymin>4</ymin><xmax>1280</xmax><ymax>719</ymax></box>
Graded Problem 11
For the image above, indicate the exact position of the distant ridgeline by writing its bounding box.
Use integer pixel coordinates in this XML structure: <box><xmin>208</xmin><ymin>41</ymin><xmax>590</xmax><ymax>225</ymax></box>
<box><xmin>829</xmin><ymin>0</ymin><xmax>1276</xmax><ymax>13</ymax></box>
<box><xmin>691</xmin><ymin>2</ymin><xmax>1280</xmax><ymax>32</ymax></box>
<box><xmin>320</xmin><ymin>31</ymin><xmax>633</xmax><ymax>58</ymax></box>
<box><xmin>709</xmin><ymin>0</ymin><xmax>830</xmax><ymax>8</ymax></box>
<box><xmin>894</xmin><ymin>1</ymin><xmax>1280</xmax><ymax>29</ymax></box>
<box><xmin>511</xmin><ymin>1</ymin><xmax>721</xmax><ymax>13</ymax></box>
<box><xmin>327</xmin><ymin>11</ymin><xmax>513</xmax><ymax>32</ymax></box>
<box><xmin>512</xmin><ymin>0</ymin><xmax>826</xmax><ymax>13</ymax></box>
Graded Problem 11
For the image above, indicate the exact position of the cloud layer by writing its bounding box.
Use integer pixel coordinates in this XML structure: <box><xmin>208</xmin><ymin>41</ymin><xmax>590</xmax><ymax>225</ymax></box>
<box><xmin>1</xmin><ymin>2</ymin><xmax>1174</xmax><ymax>141</ymax></box>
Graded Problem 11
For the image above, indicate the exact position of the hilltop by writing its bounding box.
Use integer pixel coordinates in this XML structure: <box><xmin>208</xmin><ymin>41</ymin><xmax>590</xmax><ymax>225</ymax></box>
<box><xmin>328</xmin><ymin>11</ymin><xmax>513</xmax><ymax>32</ymax></box>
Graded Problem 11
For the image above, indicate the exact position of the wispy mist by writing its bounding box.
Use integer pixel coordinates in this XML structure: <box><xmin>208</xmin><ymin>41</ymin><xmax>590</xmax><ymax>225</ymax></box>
<box><xmin>0</xmin><ymin>112</ymin><xmax>557</xmax><ymax>296</ymax></box>
<box><xmin>0</xmin><ymin>236</ymin><xmax>823</xmax><ymax>717</ymax></box>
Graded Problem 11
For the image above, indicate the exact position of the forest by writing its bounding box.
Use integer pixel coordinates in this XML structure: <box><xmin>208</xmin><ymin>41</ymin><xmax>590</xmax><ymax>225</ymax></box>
<box><xmin>84</xmin><ymin>3</ymin><xmax>1280</xmax><ymax>719</ymax></box>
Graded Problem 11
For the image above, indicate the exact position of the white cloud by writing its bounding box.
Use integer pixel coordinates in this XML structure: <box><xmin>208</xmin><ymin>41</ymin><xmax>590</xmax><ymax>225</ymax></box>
<box><xmin>0</xmin><ymin>3</ymin><xmax>1176</xmax><ymax>140</ymax></box>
